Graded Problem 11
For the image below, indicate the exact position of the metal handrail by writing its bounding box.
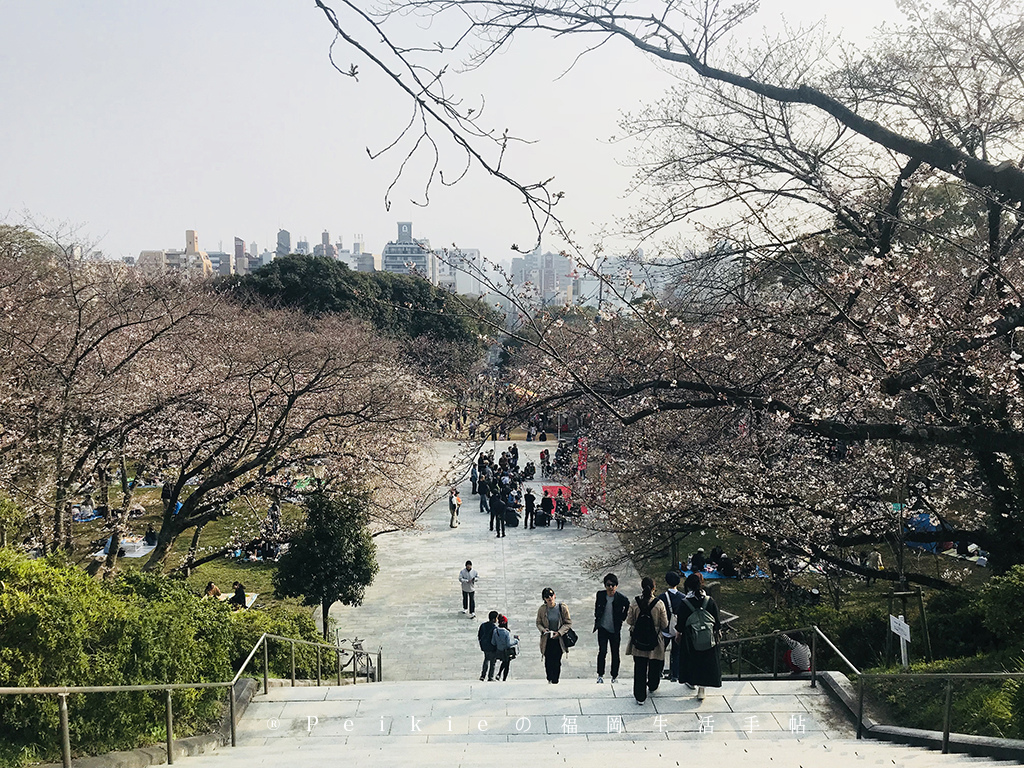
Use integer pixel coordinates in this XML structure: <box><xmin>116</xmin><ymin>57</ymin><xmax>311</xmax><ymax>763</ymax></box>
<box><xmin>856</xmin><ymin>670</ymin><xmax>1024</xmax><ymax>754</ymax></box>
<box><xmin>724</xmin><ymin>625</ymin><xmax>1023</xmax><ymax>756</ymax></box>
<box><xmin>719</xmin><ymin>625</ymin><xmax>859</xmax><ymax>688</ymax></box>
<box><xmin>0</xmin><ymin>631</ymin><xmax>383</xmax><ymax>768</ymax></box>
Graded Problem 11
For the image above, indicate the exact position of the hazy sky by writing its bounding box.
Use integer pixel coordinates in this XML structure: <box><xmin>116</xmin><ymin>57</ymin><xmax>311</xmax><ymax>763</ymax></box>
<box><xmin>1</xmin><ymin>0</ymin><xmax>898</xmax><ymax>263</ymax></box>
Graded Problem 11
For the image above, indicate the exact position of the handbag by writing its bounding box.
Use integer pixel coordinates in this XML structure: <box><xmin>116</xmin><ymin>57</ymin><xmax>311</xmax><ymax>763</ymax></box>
<box><xmin>563</xmin><ymin>628</ymin><xmax>579</xmax><ymax>648</ymax></box>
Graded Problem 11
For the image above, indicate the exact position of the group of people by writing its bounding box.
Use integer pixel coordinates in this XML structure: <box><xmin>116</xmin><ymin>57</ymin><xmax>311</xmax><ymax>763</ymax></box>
<box><xmin>466</xmin><ymin>571</ymin><xmax>726</xmax><ymax>701</ymax></box>
<box><xmin>203</xmin><ymin>580</ymin><xmax>249</xmax><ymax>609</ymax></box>
<box><xmin>468</xmin><ymin>448</ymin><xmax>573</xmax><ymax>534</ymax></box>
<box><xmin>593</xmin><ymin>571</ymin><xmax>723</xmax><ymax>704</ymax></box>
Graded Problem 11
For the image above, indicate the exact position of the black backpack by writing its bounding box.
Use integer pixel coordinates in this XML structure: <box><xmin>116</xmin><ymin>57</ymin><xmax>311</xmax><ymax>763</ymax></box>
<box><xmin>631</xmin><ymin>597</ymin><xmax>659</xmax><ymax>652</ymax></box>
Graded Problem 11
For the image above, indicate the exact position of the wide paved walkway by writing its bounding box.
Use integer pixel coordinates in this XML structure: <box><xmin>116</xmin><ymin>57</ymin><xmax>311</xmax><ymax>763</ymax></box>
<box><xmin>325</xmin><ymin>439</ymin><xmax>641</xmax><ymax>681</ymax></box>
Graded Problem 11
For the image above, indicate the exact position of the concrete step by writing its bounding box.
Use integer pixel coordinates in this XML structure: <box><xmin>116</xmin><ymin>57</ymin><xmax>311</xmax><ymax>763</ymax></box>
<box><xmin>188</xmin><ymin>678</ymin><xmax>1013</xmax><ymax>767</ymax></box>
<box><xmin>194</xmin><ymin>739</ymin><xmax>1011</xmax><ymax>768</ymax></box>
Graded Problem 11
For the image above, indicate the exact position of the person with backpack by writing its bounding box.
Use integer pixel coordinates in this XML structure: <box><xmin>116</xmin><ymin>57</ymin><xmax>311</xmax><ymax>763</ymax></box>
<box><xmin>448</xmin><ymin>488</ymin><xmax>461</xmax><ymax>528</ymax></box>
<box><xmin>492</xmin><ymin>614</ymin><xmax>519</xmax><ymax>681</ymax></box>
<box><xmin>625</xmin><ymin>576</ymin><xmax>669</xmax><ymax>705</ymax></box>
<box><xmin>678</xmin><ymin>572</ymin><xmax>722</xmax><ymax>699</ymax></box>
<box><xmin>658</xmin><ymin>570</ymin><xmax>685</xmax><ymax>682</ymax></box>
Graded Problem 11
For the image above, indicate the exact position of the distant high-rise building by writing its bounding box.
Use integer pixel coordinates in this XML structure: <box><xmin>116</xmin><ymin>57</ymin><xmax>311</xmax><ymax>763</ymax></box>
<box><xmin>232</xmin><ymin>237</ymin><xmax>246</xmax><ymax>275</ymax></box>
<box><xmin>296</xmin><ymin>237</ymin><xmax>310</xmax><ymax>255</ymax></box>
<box><xmin>249</xmin><ymin>241</ymin><xmax>258</xmax><ymax>259</ymax></box>
<box><xmin>276</xmin><ymin>229</ymin><xmax>291</xmax><ymax>259</ymax></box>
<box><xmin>137</xmin><ymin>230</ymin><xmax>212</xmax><ymax>278</ymax></box>
<box><xmin>313</xmin><ymin>229</ymin><xmax>338</xmax><ymax>259</ymax></box>
<box><xmin>381</xmin><ymin>222</ymin><xmax>435</xmax><ymax>284</ymax></box>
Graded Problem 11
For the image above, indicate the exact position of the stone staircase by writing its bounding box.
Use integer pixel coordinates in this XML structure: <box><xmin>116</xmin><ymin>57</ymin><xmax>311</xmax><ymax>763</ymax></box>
<box><xmin>187</xmin><ymin>678</ymin><xmax>1013</xmax><ymax>767</ymax></box>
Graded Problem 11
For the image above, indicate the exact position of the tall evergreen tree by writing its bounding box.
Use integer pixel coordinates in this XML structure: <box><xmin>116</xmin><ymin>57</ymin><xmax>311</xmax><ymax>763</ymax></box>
<box><xmin>273</xmin><ymin>487</ymin><xmax>379</xmax><ymax>639</ymax></box>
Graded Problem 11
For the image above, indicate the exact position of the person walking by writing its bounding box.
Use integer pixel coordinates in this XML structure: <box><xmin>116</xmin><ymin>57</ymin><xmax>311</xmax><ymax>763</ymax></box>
<box><xmin>459</xmin><ymin>560</ymin><xmax>478</xmax><ymax>618</ymax></box>
<box><xmin>478</xmin><ymin>477</ymin><xmax>490</xmax><ymax>515</ymax></box>
<box><xmin>678</xmin><ymin>572</ymin><xmax>722</xmax><ymax>699</ymax></box>
<box><xmin>658</xmin><ymin>571</ymin><xmax>685</xmax><ymax>682</ymax></box>
<box><xmin>470</xmin><ymin>464</ymin><xmax>479</xmax><ymax>495</ymax></box>
<box><xmin>449</xmin><ymin>488</ymin><xmax>461</xmax><ymax>528</ymax></box>
<box><xmin>865</xmin><ymin>549</ymin><xmax>883</xmax><ymax>585</ymax></box>
<box><xmin>594</xmin><ymin>572</ymin><xmax>630</xmax><ymax>684</ymax></box>
<box><xmin>524</xmin><ymin>487</ymin><xmax>537</xmax><ymax>529</ymax></box>
<box><xmin>493</xmin><ymin>614</ymin><xmax>519</xmax><ymax>681</ymax></box>
<box><xmin>478</xmin><ymin>611</ymin><xmax>500</xmax><ymax>681</ymax></box>
<box><xmin>536</xmin><ymin>587</ymin><xmax>572</xmax><ymax>684</ymax></box>
<box><xmin>625</xmin><ymin>576</ymin><xmax>669</xmax><ymax>705</ymax></box>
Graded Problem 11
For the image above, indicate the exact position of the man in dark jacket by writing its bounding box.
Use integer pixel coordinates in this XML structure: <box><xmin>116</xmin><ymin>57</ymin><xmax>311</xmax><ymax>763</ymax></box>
<box><xmin>478</xmin><ymin>611</ymin><xmax>500</xmax><ymax>681</ymax></box>
<box><xmin>593</xmin><ymin>573</ymin><xmax>630</xmax><ymax>683</ymax></box>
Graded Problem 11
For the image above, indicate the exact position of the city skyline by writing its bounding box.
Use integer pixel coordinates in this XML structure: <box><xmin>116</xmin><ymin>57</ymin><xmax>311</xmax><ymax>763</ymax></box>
<box><xmin>2</xmin><ymin>1</ymin><xmax>897</xmax><ymax>266</ymax></box>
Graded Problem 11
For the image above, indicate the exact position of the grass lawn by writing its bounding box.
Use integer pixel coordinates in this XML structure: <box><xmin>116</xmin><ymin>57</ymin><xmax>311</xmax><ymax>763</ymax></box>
<box><xmin>628</xmin><ymin>528</ymin><xmax>992</xmax><ymax>641</ymax></box>
<box><xmin>66</xmin><ymin>486</ymin><xmax>312</xmax><ymax>616</ymax></box>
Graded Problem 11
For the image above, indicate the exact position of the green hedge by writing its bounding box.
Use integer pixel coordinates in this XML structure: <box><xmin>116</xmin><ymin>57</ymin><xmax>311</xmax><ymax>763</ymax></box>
<box><xmin>864</xmin><ymin>653</ymin><xmax>1024</xmax><ymax>739</ymax></box>
<box><xmin>0</xmin><ymin>550</ymin><xmax>323</xmax><ymax>767</ymax></box>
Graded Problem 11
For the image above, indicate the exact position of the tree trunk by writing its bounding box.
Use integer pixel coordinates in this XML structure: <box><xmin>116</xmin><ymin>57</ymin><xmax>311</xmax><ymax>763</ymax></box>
<box><xmin>97</xmin><ymin>464</ymin><xmax>110</xmax><ymax>518</ymax></box>
<box><xmin>184</xmin><ymin>524</ymin><xmax>205</xmax><ymax>577</ymax></box>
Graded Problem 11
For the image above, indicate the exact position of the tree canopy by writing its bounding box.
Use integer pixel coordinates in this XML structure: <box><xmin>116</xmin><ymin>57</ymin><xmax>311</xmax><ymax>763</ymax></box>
<box><xmin>273</xmin><ymin>487</ymin><xmax>379</xmax><ymax>638</ymax></box>
<box><xmin>315</xmin><ymin>0</ymin><xmax>1024</xmax><ymax>586</ymax></box>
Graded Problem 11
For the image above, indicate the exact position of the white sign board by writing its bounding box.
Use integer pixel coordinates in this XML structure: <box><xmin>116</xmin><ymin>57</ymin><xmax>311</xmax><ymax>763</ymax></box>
<box><xmin>890</xmin><ymin>614</ymin><xmax>911</xmax><ymax>643</ymax></box>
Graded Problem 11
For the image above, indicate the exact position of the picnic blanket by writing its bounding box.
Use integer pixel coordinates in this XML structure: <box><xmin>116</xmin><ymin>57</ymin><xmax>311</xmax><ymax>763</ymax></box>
<box><xmin>218</xmin><ymin>592</ymin><xmax>258</xmax><ymax>609</ymax></box>
<box><xmin>680</xmin><ymin>566</ymin><xmax>768</xmax><ymax>580</ymax></box>
<box><xmin>92</xmin><ymin>536</ymin><xmax>156</xmax><ymax>559</ymax></box>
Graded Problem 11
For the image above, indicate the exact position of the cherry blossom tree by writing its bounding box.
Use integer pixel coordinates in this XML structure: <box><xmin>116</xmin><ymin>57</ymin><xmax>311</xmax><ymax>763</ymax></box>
<box><xmin>313</xmin><ymin>0</ymin><xmax>1024</xmax><ymax>584</ymax></box>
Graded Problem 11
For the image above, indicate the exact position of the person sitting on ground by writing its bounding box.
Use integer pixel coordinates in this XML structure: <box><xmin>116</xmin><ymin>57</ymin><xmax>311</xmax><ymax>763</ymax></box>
<box><xmin>718</xmin><ymin>554</ymin><xmax>738</xmax><ymax>578</ymax></box>
<box><xmin>774</xmin><ymin>629</ymin><xmax>811</xmax><ymax>674</ymax></box>
<box><xmin>229</xmin><ymin>581</ymin><xmax>248</xmax><ymax>609</ymax></box>
<box><xmin>143</xmin><ymin>525</ymin><xmax>157</xmax><ymax>546</ymax></box>
<box><xmin>709</xmin><ymin>546</ymin><xmax>724</xmax><ymax>567</ymax></box>
<box><xmin>690</xmin><ymin>548</ymin><xmax>707</xmax><ymax>573</ymax></box>
<box><xmin>204</xmin><ymin>581</ymin><xmax>222</xmax><ymax>599</ymax></box>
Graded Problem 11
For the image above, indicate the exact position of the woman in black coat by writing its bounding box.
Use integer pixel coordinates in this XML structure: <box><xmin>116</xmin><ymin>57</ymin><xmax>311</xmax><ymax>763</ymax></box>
<box><xmin>677</xmin><ymin>572</ymin><xmax>722</xmax><ymax>699</ymax></box>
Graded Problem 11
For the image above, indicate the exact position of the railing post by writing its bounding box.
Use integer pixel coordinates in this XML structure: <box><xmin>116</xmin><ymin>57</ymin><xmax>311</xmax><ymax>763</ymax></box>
<box><xmin>737</xmin><ymin>640</ymin><xmax>743</xmax><ymax>679</ymax></box>
<box><xmin>290</xmin><ymin>641</ymin><xmax>295</xmax><ymax>687</ymax></box>
<box><xmin>942</xmin><ymin>679</ymin><xmax>953</xmax><ymax>754</ymax></box>
<box><xmin>366</xmin><ymin>652</ymin><xmax>371</xmax><ymax>683</ymax></box>
<box><xmin>316</xmin><ymin>645</ymin><xmax>322</xmax><ymax>686</ymax></box>
<box><xmin>352</xmin><ymin>652</ymin><xmax>357</xmax><ymax>685</ymax></box>
<box><xmin>262</xmin><ymin>638</ymin><xmax>269</xmax><ymax>695</ymax></box>
<box><xmin>228</xmin><ymin>684</ymin><xmax>236</xmax><ymax>747</ymax></box>
<box><xmin>164</xmin><ymin>689</ymin><xmax>174</xmax><ymax>765</ymax></box>
<box><xmin>58</xmin><ymin>693</ymin><xmax>71</xmax><ymax>768</ymax></box>
<box><xmin>810</xmin><ymin>629</ymin><xmax>818</xmax><ymax>689</ymax></box>
<box><xmin>378</xmin><ymin>649</ymin><xmax>382</xmax><ymax>682</ymax></box>
<box><xmin>773</xmin><ymin>636</ymin><xmax>779</xmax><ymax>679</ymax></box>
<box><xmin>857</xmin><ymin>677</ymin><xmax>865</xmax><ymax>739</ymax></box>
<box><xmin>336</xmin><ymin>647</ymin><xmax>342</xmax><ymax>686</ymax></box>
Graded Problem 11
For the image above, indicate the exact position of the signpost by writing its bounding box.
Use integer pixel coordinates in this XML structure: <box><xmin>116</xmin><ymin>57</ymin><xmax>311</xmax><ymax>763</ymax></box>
<box><xmin>890</xmin><ymin>614</ymin><xmax>911</xmax><ymax>668</ymax></box>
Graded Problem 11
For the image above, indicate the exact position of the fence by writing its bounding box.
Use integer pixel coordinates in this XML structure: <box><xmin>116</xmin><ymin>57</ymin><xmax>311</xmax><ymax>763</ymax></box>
<box><xmin>0</xmin><ymin>632</ymin><xmax>382</xmax><ymax>768</ymax></box>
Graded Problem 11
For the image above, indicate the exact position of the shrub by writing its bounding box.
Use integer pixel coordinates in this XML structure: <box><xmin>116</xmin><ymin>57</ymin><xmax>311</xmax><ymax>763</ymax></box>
<box><xmin>751</xmin><ymin>604</ymin><xmax>888</xmax><ymax>672</ymax></box>
<box><xmin>980</xmin><ymin>565</ymin><xmax>1024</xmax><ymax>646</ymax></box>
<box><xmin>925</xmin><ymin>589</ymin><xmax>999</xmax><ymax>658</ymax></box>
<box><xmin>0</xmin><ymin>550</ymin><xmax>324</xmax><ymax>768</ymax></box>
<box><xmin>864</xmin><ymin>653</ymin><xmax>1023</xmax><ymax>739</ymax></box>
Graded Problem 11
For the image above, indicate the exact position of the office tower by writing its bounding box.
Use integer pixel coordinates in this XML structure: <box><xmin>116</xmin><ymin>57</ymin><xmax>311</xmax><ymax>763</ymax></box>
<box><xmin>381</xmin><ymin>222</ymin><xmax>434</xmax><ymax>284</ymax></box>
<box><xmin>276</xmin><ymin>230</ymin><xmax>291</xmax><ymax>259</ymax></box>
